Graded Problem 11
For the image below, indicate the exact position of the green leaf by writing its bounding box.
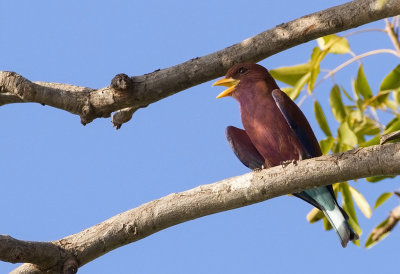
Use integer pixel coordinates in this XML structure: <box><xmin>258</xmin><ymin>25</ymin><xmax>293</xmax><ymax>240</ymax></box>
<box><xmin>319</xmin><ymin>136</ymin><xmax>335</xmax><ymax>155</ymax></box>
<box><xmin>332</xmin><ymin>183</ymin><xmax>340</xmax><ymax>194</ymax></box>
<box><xmin>364</xmin><ymin>92</ymin><xmax>389</xmax><ymax>109</ymax></box>
<box><xmin>347</xmin><ymin>107</ymin><xmax>363</xmax><ymax>125</ymax></box>
<box><xmin>380</xmin><ymin>64</ymin><xmax>400</xmax><ymax>91</ymax></box>
<box><xmin>308</xmin><ymin>65</ymin><xmax>320</xmax><ymax>93</ymax></box>
<box><xmin>342</xmin><ymin>197</ymin><xmax>362</xmax><ymax>247</ymax></box>
<box><xmin>386</xmin><ymin>100</ymin><xmax>398</xmax><ymax>111</ymax></box>
<box><xmin>290</xmin><ymin>72</ymin><xmax>310</xmax><ymax>100</ymax></box>
<box><xmin>339</xmin><ymin>142</ymin><xmax>353</xmax><ymax>152</ymax></box>
<box><xmin>307</xmin><ymin>207</ymin><xmax>324</xmax><ymax>223</ymax></box>
<box><xmin>323</xmin><ymin>216</ymin><xmax>332</xmax><ymax>231</ymax></box>
<box><xmin>373</xmin><ymin>192</ymin><xmax>393</xmax><ymax>209</ymax></box>
<box><xmin>331</xmin><ymin>142</ymin><xmax>340</xmax><ymax>153</ymax></box>
<box><xmin>356</xmin><ymin>126</ymin><xmax>380</xmax><ymax>137</ymax></box>
<box><xmin>393</xmin><ymin>89</ymin><xmax>400</xmax><ymax>105</ymax></box>
<box><xmin>355</xmin><ymin>97</ymin><xmax>364</xmax><ymax>112</ymax></box>
<box><xmin>314</xmin><ymin>100</ymin><xmax>332</xmax><ymax>136</ymax></box>
<box><xmin>365</xmin><ymin>217</ymin><xmax>390</xmax><ymax>248</ymax></box>
<box><xmin>308</xmin><ymin>47</ymin><xmax>324</xmax><ymax>93</ymax></box>
<box><xmin>348</xmin><ymin>215</ymin><xmax>361</xmax><ymax>247</ymax></box>
<box><xmin>349</xmin><ymin>186</ymin><xmax>371</xmax><ymax>218</ymax></box>
<box><xmin>281</xmin><ymin>87</ymin><xmax>295</xmax><ymax>99</ymax></box>
<box><xmin>348</xmin><ymin>214</ymin><xmax>362</xmax><ymax>236</ymax></box>
<box><xmin>384</xmin><ymin>116</ymin><xmax>400</xmax><ymax>134</ymax></box>
<box><xmin>310</xmin><ymin>47</ymin><xmax>321</xmax><ymax>64</ymax></box>
<box><xmin>329</xmin><ymin>85</ymin><xmax>347</xmax><ymax>122</ymax></box>
<box><xmin>270</xmin><ymin>63</ymin><xmax>311</xmax><ymax>86</ymax></box>
<box><xmin>355</xmin><ymin>117</ymin><xmax>381</xmax><ymax>136</ymax></box>
<box><xmin>341</xmin><ymin>86</ymin><xmax>354</xmax><ymax>102</ymax></box>
<box><xmin>361</xmin><ymin>114</ymin><xmax>400</xmax><ymax>148</ymax></box>
<box><xmin>360</xmin><ymin>135</ymin><xmax>380</xmax><ymax>147</ymax></box>
<box><xmin>354</xmin><ymin>65</ymin><xmax>373</xmax><ymax>99</ymax></box>
<box><xmin>353</xmin><ymin>238</ymin><xmax>361</xmax><ymax>247</ymax></box>
<box><xmin>366</xmin><ymin>175</ymin><xmax>395</xmax><ymax>183</ymax></box>
<box><xmin>317</xmin><ymin>34</ymin><xmax>350</xmax><ymax>54</ymax></box>
<box><xmin>341</xmin><ymin>183</ymin><xmax>359</xmax><ymax>225</ymax></box>
<box><xmin>338</xmin><ymin>122</ymin><xmax>358</xmax><ymax>147</ymax></box>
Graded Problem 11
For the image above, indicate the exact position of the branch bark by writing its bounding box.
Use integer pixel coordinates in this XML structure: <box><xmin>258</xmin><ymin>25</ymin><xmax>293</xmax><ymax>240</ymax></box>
<box><xmin>1</xmin><ymin>0</ymin><xmax>400</xmax><ymax>126</ymax></box>
<box><xmin>381</xmin><ymin>129</ymin><xmax>400</xmax><ymax>144</ymax></box>
<box><xmin>371</xmin><ymin>205</ymin><xmax>400</xmax><ymax>241</ymax></box>
<box><xmin>2</xmin><ymin>142</ymin><xmax>400</xmax><ymax>273</ymax></box>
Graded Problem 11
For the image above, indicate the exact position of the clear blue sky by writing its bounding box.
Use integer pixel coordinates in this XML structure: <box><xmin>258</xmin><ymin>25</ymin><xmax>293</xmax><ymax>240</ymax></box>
<box><xmin>1</xmin><ymin>1</ymin><xmax>399</xmax><ymax>273</ymax></box>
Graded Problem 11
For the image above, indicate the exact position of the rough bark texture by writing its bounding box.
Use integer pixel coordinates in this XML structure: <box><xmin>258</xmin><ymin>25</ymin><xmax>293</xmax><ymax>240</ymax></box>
<box><xmin>1</xmin><ymin>0</ymin><xmax>400</xmax><ymax>126</ymax></box>
<box><xmin>2</xmin><ymin>142</ymin><xmax>400</xmax><ymax>273</ymax></box>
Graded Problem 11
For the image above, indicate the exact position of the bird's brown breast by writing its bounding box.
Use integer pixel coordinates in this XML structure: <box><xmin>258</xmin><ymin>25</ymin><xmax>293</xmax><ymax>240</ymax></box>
<box><xmin>236</xmin><ymin>82</ymin><xmax>304</xmax><ymax>168</ymax></box>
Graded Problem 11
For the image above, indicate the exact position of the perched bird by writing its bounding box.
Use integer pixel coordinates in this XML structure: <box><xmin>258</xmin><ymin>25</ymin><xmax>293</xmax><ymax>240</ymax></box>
<box><xmin>213</xmin><ymin>63</ymin><xmax>358</xmax><ymax>247</ymax></box>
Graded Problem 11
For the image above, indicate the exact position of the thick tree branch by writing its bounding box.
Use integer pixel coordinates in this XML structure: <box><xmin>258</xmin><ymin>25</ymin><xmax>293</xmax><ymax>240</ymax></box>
<box><xmin>2</xmin><ymin>142</ymin><xmax>400</xmax><ymax>273</ymax></box>
<box><xmin>1</xmin><ymin>0</ymin><xmax>400</xmax><ymax>126</ymax></box>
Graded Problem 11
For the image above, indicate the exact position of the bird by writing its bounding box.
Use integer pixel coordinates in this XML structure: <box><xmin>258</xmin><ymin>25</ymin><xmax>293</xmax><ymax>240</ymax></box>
<box><xmin>213</xmin><ymin>63</ymin><xmax>358</xmax><ymax>247</ymax></box>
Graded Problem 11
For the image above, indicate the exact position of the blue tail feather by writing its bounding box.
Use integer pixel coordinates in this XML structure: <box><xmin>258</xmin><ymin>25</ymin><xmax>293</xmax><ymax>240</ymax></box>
<box><xmin>298</xmin><ymin>186</ymin><xmax>359</xmax><ymax>247</ymax></box>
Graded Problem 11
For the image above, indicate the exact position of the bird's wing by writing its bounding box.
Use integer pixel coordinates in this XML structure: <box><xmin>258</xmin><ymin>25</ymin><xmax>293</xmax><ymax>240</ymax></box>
<box><xmin>226</xmin><ymin>126</ymin><xmax>265</xmax><ymax>170</ymax></box>
<box><xmin>271</xmin><ymin>89</ymin><xmax>322</xmax><ymax>158</ymax></box>
<box><xmin>271</xmin><ymin>89</ymin><xmax>335</xmax><ymax>199</ymax></box>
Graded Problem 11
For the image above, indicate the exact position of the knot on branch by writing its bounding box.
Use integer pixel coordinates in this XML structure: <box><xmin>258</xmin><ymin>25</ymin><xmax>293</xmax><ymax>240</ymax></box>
<box><xmin>9</xmin><ymin>246</ymin><xmax>23</xmax><ymax>263</ymax></box>
<box><xmin>62</xmin><ymin>256</ymin><xmax>79</xmax><ymax>274</ymax></box>
<box><xmin>80</xmin><ymin>100</ymin><xmax>95</xmax><ymax>126</ymax></box>
<box><xmin>328</xmin><ymin>16</ymin><xmax>344</xmax><ymax>30</ymax></box>
<box><xmin>112</xmin><ymin>107</ymin><xmax>138</xmax><ymax>129</ymax></box>
<box><xmin>1</xmin><ymin>71</ymin><xmax>36</xmax><ymax>101</ymax></box>
<box><xmin>111</xmin><ymin>73</ymin><xmax>134</xmax><ymax>91</ymax></box>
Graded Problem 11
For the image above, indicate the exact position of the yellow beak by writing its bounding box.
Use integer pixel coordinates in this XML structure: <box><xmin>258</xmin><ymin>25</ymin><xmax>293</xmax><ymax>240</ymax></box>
<box><xmin>213</xmin><ymin>78</ymin><xmax>240</xmax><ymax>99</ymax></box>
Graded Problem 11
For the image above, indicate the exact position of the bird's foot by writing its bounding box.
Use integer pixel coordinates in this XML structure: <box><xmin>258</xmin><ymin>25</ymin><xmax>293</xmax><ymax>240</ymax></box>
<box><xmin>252</xmin><ymin>165</ymin><xmax>265</xmax><ymax>172</ymax></box>
<box><xmin>281</xmin><ymin>160</ymin><xmax>297</xmax><ymax>168</ymax></box>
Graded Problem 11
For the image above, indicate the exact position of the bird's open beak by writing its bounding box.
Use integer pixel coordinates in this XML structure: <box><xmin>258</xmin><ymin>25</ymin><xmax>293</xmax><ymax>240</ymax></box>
<box><xmin>213</xmin><ymin>78</ymin><xmax>240</xmax><ymax>99</ymax></box>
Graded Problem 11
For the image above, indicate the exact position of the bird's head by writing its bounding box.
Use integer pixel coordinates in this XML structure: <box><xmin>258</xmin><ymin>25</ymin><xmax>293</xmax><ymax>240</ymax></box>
<box><xmin>213</xmin><ymin>63</ymin><xmax>275</xmax><ymax>99</ymax></box>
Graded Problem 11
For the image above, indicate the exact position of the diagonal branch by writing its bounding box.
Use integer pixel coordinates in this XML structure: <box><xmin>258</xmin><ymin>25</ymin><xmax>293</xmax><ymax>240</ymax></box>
<box><xmin>1</xmin><ymin>0</ymin><xmax>400</xmax><ymax>126</ymax></box>
<box><xmin>386</xmin><ymin>17</ymin><xmax>400</xmax><ymax>53</ymax></box>
<box><xmin>3</xmin><ymin>142</ymin><xmax>400</xmax><ymax>273</ymax></box>
<box><xmin>381</xmin><ymin>129</ymin><xmax>400</xmax><ymax>144</ymax></box>
<box><xmin>370</xmin><ymin>205</ymin><xmax>400</xmax><ymax>242</ymax></box>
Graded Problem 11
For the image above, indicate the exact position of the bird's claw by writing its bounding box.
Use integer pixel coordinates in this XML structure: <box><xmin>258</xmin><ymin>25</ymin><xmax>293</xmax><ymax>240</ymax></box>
<box><xmin>252</xmin><ymin>165</ymin><xmax>265</xmax><ymax>172</ymax></box>
<box><xmin>281</xmin><ymin>160</ymin><xmax>297</xmax><ymax>168</ymax></box>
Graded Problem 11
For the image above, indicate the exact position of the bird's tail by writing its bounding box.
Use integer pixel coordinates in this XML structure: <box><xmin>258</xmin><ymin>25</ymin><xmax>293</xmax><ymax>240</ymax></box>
<box><xmin>301</xmin><ymin>187</ymin><xmax>359</xmax><ymax>248</ymax></box>
<box><xmin>321</xmin><ymin>203</ymin><xmax>359</xmax><ymax>248</ymax></box>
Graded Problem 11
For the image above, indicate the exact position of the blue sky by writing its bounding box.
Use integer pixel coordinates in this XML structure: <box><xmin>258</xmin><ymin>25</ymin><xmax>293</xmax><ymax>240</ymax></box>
<box><xmin>1</xmin><ymin>1</ymin><xmax>399</xmax><ymax>273</ymax></box>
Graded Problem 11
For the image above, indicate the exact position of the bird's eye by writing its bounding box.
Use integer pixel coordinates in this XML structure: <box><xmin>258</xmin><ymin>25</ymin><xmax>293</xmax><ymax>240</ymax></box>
<box><xmin>238</xmin><ymin>67</ymin><xmax>248</xmax><ymax>74</ymax></box>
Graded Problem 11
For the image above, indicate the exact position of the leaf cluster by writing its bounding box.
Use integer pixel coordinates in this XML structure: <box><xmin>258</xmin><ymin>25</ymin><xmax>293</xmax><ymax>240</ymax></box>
<box><xmin>270</xmin><ymin>30</ymin><xmax>400</xmax><ymax>247</ymax></box>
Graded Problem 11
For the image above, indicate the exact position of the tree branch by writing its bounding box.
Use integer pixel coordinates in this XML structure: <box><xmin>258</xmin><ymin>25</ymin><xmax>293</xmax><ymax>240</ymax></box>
<box><xmin>2</xmin><ymin>142</ymin><xmax>400</xmax><ymax>273</ymax></box>
<box><xmin>1</xmin><ymin>0</ymin><xmax>400</xmax><ymax>126</ymax></box>
<box><xmin>0</xmin><ymin>236</ymin><xmax>60</xmax><ymax>266</ymax></box>
<box><xmin>386</xmin><ymin>17</ymin><xmax>400</xmax><ymax>53</ymax></box>
<box><xmin>381</xmin><ymin>129</ymin><xmax>400</xmax><ymax>144</ymax></box>
<box><xmin>371</xmin><ymin>205</ymin><xmax>400</xmax><ymax>241</ymax></box>
<box><xmin>0</xmin><ymin>236</ymin><xmax>78</xmax><ymax>274</ymax></box>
